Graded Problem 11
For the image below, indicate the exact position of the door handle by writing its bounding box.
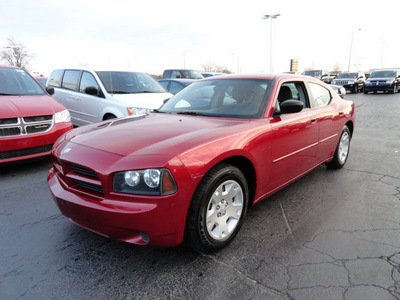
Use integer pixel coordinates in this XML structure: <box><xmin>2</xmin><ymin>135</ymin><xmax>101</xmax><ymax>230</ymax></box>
<box><xmin>311</xmin><ymin>116</ymin><xmax>317</xmax><ymax>122</ymax></box>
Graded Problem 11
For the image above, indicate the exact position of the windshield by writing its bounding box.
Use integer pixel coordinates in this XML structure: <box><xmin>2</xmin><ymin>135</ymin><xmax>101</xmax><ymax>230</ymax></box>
<box><xmin>181</xmin><ymin>70</ymin><xmax>204</xmax><ymax>79</ymax></box>
<box><xmin>337</xmin><ymin>73</ymin><xmax>357</xmax><ymax>79</ymax></box>
<box><xmin>0</xmin><ymin>67</ymin><xmax>46</xmax><ymax>96</ymax></box>
<box><xmin>96</xmin><ymin>71</ymin><xmax>167</xmax><ymax>94</ymax></box>
<box><xmin>159</xmin><ymin>79</ymin><xmax>272</xmax><ymax>119</ymax></box>
<box><xmin>369</xmin><ymin>70</ymin><xmax>397</xmax><ymax>78</ymax></box>
<box><xmin>302</xmin><ymin>70</ymin><xmax>322</xmax><ymax>77</ymax></box>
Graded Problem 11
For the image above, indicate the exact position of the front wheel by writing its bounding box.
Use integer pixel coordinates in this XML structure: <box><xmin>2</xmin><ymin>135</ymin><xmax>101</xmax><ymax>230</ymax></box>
<box><xmin>326</xmin><ymin>126</ymin><xmax>351</xmax><ymax>169</ymax></box>
<box><xmin>185</xmin><ymin>164</ymin><xmax>249</xmax><ymax>253</ymax></box>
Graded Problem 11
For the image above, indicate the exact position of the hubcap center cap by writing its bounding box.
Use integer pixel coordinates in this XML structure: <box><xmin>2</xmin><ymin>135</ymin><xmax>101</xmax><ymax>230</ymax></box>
<box><xmin>216</xmin><ymin>199</ymin><xmax>228</xmax><ymax>217</ymax></box>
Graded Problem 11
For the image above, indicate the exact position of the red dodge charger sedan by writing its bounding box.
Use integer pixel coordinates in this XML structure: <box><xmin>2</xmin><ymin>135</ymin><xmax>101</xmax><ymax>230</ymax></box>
<box><xmin>47</xmin><ymin>74</ymin><xmax>355</xmax><ymax>252</ymax></box>
<box><xmin>0</xmin><ymin>65</ymin><xmax>73</xmax><ymax>164</ymax></box>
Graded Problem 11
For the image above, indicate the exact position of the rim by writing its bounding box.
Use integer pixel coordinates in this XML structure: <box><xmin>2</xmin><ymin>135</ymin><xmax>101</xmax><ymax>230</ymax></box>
<box><xmin>338</xmin><ymin>131</ymin><xmax>350</xmax><ymax>164</ymax></box>
<box><xmin>205</xmin><ymin>179</ymin><xmax>244</xmax><ymax>242</ymax></box>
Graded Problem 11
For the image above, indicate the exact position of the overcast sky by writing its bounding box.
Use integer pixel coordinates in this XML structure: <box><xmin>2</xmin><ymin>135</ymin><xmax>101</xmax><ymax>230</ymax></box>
<box><xmin>1</xmin><ymin>0</ymin><xmax>399</xmax><ymax>76</ymax></box>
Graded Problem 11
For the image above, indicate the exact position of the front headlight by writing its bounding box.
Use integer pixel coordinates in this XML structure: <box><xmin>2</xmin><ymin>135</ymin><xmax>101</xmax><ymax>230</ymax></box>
<box><xmin>332</xmin><ymin>80</ymin><xmax>337</xmax><ymax>85</ymax></box>
<box><xmin>54</xmin><ymin>109</ymin><xmax>71</xmax><ymax>123</ymax></box>
<box><xmin>386</xmin><ymin>80</ymin><xmax>394</xmax><ymax>84</ymax></box>
<box><xmin>348</xmin><ymin>80</ymin><xmax>354</xmax><ymax>84</ymax></box>
<box><xmin>127</xmin><ymin>107</ymin><xmax>151</xmax><ymax>116</ymax></box>
<box><xmin>113</xmin><ymin>168</ymin><xmax>177</xmax><ymax>195</ymax></box>
<box><xmin>365</xmin><ymin>80</ymin><xmax>371</xmax><ymax>85</ymax></box>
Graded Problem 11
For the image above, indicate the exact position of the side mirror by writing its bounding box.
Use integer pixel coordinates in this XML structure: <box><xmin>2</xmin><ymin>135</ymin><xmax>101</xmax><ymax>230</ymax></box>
<box><xmin>279</xmin><ymin>99</ymin><xmax>304</xmax><ymax>114</ymax></box>
<box><xmin>46</xmin><ymin>87</ymin><xmax>55</xmax><ymax>95</ymax></box>
<box><xmin>85</xmin><ymin>86</ymin><xmax>99</xmax><ymax>96</ymax></box>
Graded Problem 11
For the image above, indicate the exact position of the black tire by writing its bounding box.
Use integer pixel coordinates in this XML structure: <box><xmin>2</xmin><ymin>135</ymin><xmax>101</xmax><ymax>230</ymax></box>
<box><xmin>185</xmin><ymin>164</ymin><xmax>249</xmax><ymax>253</ymax></box>
<box><xmin>104</xmin><ymin>114</ymin><xmax>116</xmax><ymax>120</ymax></box>
<box><xmin>326</xmin><ymin>126</ymin><xmax>351</xmax><ymax>169</ymax></box>
<box><xmin>353</xmin><ymin>84</ymin><xmax>358</xmax><ymax>93</ymax></box>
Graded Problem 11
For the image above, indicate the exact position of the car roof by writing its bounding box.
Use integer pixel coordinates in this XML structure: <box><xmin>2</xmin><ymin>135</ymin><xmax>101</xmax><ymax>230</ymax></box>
<box><xmin>0</xmin><ymin>64</ymin><xmax>20</xmax><ymax>69</ymax></box>
<box><xmin>158</xmin><ymin>78</ymin><xmax>197</xmax><ymax>83</ymax></box>
<box><xmin>200</xmin><ymin>73</ymin><xmax>308</xmax><ymax>81</ymax></box>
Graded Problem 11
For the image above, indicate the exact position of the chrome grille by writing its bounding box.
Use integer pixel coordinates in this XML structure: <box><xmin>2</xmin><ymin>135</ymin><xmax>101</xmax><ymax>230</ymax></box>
<box><xmin>0</xmin><ymin>115</ymin><xmax>53</xmax><ymax>137</ymax></box>
<box><xmin>335</xmin><ymin>80</ymin><xmax>350</xmax><ymax>85</ymax></box>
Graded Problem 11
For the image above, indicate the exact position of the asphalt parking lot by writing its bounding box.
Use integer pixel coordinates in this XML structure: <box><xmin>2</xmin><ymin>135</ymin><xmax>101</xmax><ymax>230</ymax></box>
<box><xmin>1</xmin><ymin>92</ymin><xmax>400</xmax><ymax>300</ymax></box>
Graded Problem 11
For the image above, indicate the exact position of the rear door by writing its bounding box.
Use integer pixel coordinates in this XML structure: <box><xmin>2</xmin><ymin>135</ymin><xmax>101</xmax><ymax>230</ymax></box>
<box><xmin>307</xmin><ymin>81</ymin><xmax>343</xmax><ymax>163</ymax></box>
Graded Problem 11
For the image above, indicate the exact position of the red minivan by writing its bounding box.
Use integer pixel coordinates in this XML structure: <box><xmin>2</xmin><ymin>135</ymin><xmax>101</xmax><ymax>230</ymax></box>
<box><xmin>0</xmin><ymin>65</ymin><xmax>73</xmax><ymax>164</ymax></box>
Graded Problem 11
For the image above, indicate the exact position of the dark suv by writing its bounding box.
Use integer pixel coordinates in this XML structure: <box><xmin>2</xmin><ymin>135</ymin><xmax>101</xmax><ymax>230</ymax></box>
<box><xmin>162</xmin><ymin>69</ymin><xmax>204</xmax><ymax>79</ymax></box>
<box><xmin>331</xmin><ymin>71</ymin><xmax>366</xmax><ymax>93</ymax></box>
<box><xmin>364</xmin><ymin>70</ymin><xmax>400</xmax><ymax>94</ymax></box>
<box><xmin>301</xmin><ymin>69</ymin><xmax>334</xmax><ymax>84</ymax></box>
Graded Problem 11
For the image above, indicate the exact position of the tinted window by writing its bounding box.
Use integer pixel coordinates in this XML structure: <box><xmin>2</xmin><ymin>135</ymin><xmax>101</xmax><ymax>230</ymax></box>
<box><xmin>169</xmin><ymin>81</ymin><xmax>184</xmax><ymax>94</ymax></box>
<box><xmin>96</xmin><ymin>71</ymin><xmax>166</xmax><ymax>94</ymax></box>
<box><xmin>0</xmin><ymin>67</ymin><xmax>45</xmax><ymax>95</ymax></box>
<box><xmin>48</xmin><ymin>69</ymin><xmax>64</xmax><ymax>87</ymax></box>
<box><xmin>337</xmin><ymin>73</ymin><xmax>358</xmax><ymax>79</ymax></box>
<box><xmin>180</xmin><ymin>70</ymin><xmax>204</xmax><ymax>79</ymax></box>
<box><xmin>62</xmin><ymin>70</ymin><xmax>81</xmax><ymax>91</ymax></box>
<box><xmin>370</xmin><ymin>70</ymin><xmax>397</xmax><ymax>78</ymax></box>
<box><xmin>160</xmin><ymin>79</ymin><xmax>271</xmax><ymax>119</ymax></box>
<box><xmin>158</xmin><ymin>81</ymin><xmax>169</xmax><ymax>89</ymax></box>
<box><xmin>309</xmin><ymin>82</ymin><xmax>331</xmax><ymax>108</ymax></box>
<box><xmin>80</xmin><ymin>72</ymin><xmax>100</xmax><ymax>94</ymax></box>
<box><xmin>171</xmin><ymin>71</ymin><xmax>181</xmax><ymax>78</ymax></box>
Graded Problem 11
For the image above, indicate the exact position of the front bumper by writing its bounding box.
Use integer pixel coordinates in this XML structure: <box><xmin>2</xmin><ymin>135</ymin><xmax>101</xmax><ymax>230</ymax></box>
<box><xmin>364</xmin><ymin>84</ymin><xmax>394</xmax><ymax>92</ymax></box>
<box><xmin>0</xmin><ymin>122</ymin><xmax>72</xmax><ymax>163</ymax></box>
<box><xmin>48</xmin><ymin>169</ymin><xmax>184</xmax><ymax>246</ymax></box>
<box><xmin>47</xmin><ymin>143</ymin><xmax>194</xmax><ymax>247</ymax></box>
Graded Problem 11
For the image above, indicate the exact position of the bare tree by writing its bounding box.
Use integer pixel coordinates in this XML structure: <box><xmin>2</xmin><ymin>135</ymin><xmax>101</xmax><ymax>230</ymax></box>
<box><xmin>0</xmin><ymin>37</ymin><xmax>33</xmax><ymax>69</ymax></box>
<box><xmin>332</xmin><ymin>62</ymin><xmax>342</xmax><ymax>72</ymax></box>
<box><xmin>201</xmin><ymin>61</ymin><xmax>231</xmax><ymax>74</ymax></box>
<box><xmin>201</xmin><ymin>61</ymin><xmax>217</xmax><ymax>72</ymax></box>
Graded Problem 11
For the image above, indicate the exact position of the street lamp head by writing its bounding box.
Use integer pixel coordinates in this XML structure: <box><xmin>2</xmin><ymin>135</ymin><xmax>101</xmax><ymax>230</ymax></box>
<box><xmin>262</xmin><ymin>13</ymin><xmax>280</xmax><ymax>19</ymax></box>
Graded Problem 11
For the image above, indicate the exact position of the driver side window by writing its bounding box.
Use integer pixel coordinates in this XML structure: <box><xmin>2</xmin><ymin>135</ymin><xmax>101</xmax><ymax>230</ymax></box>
<box><xmin>277</xmin><ymin>82</ymin><xmax>308</xmax><ymax>109</ymax></box>
<box><xmin>80</xmin><ymin>72</ymin><xmax>100</xmax><ymax>95</ymax></box>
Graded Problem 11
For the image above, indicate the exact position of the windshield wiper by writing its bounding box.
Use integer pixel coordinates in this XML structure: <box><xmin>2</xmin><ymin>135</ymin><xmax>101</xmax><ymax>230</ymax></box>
<box><xmin>176</xmin><ymin>111</ymin><xmax>206</xmax><ymax>116</ymax></box>
<box><xmin>110</xmin><ymin>91</ymin><xmax>130</xmax><ymax>94</ymax></box>
<box><xmin>153</xmin><ymin>109</ymin><xmax>167</xmax><ymax>113</ymax></box>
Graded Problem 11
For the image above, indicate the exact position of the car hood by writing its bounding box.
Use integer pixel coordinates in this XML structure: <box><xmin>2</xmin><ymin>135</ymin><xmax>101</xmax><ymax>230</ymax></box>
<box><xmin>66</xmin><ymin>113</ymin><xmax>251</xmax><ymax>157</ymax></box>
<box><xmin>107</xmin><ymin>92</ymin><xmax>173</xmax><ymax>109</ymax></box>
<box><xmin>0</xmin><ymin>95</ymin><xmax>65</xmax><ymax>118</ymax></box>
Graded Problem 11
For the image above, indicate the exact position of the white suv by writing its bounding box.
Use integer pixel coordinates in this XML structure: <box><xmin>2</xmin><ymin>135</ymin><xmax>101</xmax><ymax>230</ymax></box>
<box><xmin>47</xmin><ymin>68</ymin><xmax>172</xmax><ymax>126</ymax></box>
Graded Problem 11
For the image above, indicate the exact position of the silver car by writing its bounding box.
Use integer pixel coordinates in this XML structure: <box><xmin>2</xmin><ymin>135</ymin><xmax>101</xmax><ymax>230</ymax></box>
<box><xmin>47</xmin><ymin>68</ymin><xmax>172</xmax><ymax>126</ymax></box>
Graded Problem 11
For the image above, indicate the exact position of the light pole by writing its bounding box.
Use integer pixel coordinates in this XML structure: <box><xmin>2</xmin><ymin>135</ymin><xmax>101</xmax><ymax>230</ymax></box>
<box><xmin>347</xmin><ymin>28</ymin><xmax>361</xmax><ymax>71</ymax></box>
<box><xmin>262</xmin><ymin>13</ymin><xmax>280</xmax><ymax>73</ymax></box>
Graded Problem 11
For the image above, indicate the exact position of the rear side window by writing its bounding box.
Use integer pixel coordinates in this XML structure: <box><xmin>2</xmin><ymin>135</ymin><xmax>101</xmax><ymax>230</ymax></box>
<box><xmin>48</xmin><ymin>69</ymin><xmax>64</xmax><ymax>87</ymax></box>
<box><xmin>62</xmin><ymin>70</ymin><xmax>81</xmax><ymax>91</ymax></box>
<box><xmin>308</xmin><ymin>82</ymin><xmax>331</xmax><ymax>108</ymax></box>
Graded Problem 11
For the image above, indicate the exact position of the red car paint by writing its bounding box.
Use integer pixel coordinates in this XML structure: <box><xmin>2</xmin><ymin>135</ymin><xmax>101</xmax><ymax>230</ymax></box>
<box><xmin>47</xmin><ymin>74</ymin><xmax>355</xmax><ymax>247</ymax></box>
<box><xmin>0</xmin><ymin>65</ymin><xmax>73</xmax><ymax>164</ymax></box>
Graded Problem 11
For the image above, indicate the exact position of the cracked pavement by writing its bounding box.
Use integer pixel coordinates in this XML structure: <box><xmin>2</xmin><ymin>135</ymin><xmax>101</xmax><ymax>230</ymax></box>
<box><xmin>1</xmin><ymin>93</ymin><xmax>399</xmax><ymax>299</ymax></box>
